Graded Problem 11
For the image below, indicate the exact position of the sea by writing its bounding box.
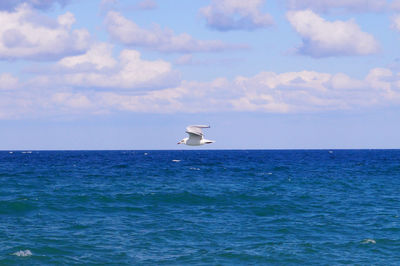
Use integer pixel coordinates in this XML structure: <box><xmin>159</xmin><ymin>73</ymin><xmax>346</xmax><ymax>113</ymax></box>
<box><xmin>1</xmin><ymin>150</ymin><xmax>400</xmax><ymax>265</ymax></box>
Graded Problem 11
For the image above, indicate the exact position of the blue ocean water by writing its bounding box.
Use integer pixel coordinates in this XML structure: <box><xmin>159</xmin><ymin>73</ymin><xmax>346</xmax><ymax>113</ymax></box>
<box><xmin>1</xmin><ymin>150</ymin><xmax>400</xmax><ymax>265</ymax></box>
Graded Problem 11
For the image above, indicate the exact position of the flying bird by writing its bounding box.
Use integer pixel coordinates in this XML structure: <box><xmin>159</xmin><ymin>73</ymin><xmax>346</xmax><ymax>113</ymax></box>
<box><xmin>177</xmin><ymin>125</ymin><xmax>215</xmax><ymax>146</ymax></box>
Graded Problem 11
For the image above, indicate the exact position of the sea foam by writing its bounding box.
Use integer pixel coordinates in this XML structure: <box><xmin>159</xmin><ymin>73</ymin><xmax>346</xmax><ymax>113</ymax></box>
<box><xmin>12</xmin><ymin>250</ymin><xmax>32</xmax><ymax>257</ymax></box>
<box><xmin>362</xmin><ymin>239</ymin><xmax>376</xmax><ymax>244</ymax></box>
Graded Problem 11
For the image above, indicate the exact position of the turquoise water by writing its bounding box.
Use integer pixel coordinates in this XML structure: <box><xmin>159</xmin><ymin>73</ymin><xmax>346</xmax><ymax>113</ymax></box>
<box><xmin>1</xmin><ymin>150</ymin><xmax>400</xmax><ymax>265</ymax></box>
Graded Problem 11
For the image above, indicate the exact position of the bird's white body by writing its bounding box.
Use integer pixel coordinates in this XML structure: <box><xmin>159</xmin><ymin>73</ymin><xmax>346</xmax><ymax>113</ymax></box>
<box><xmin>180</xmin><ymin>137</ymin><xmax>214</xmax><ymax>146</ymax></box>
<box><xmin>178</xmin><ymin>125</ymin><xmax>215</xmax><ymax>146</ymax></box>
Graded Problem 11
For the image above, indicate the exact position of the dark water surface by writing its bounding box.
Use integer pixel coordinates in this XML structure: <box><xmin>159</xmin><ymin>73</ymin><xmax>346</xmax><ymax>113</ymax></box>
<box><xmin>1</xmin><ymin>150</ymin><xmax>400</xmax><ymax>265</ymax></box>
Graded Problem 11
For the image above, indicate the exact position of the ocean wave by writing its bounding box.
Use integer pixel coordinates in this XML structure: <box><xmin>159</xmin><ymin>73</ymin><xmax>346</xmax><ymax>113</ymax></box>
<box><xmin>361</xmin><ymin>239</ymin><xmax>376</xmax><ymax>244</ymax></box>
<box><xmin>1</xmin><ymin>150</ymin><xmax>400</xmax><ymax>264</ymax></box>
<box><xmin>12</xmin><ymin>250</ymin><xmax>32</xmax><ymax>257</ymax></box>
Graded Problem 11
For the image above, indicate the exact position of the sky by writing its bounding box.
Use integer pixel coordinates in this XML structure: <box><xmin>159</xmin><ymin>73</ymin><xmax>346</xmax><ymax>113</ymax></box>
<box><xmin>1</xmin><ymin>0</ymin><xmax>400</xmax><ymax>150</ymax></box>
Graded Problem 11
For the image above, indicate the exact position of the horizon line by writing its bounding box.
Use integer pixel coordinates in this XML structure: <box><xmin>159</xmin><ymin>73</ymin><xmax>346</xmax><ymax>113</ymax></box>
<box><xmin>2</xmin><ymin>148</ymin><xmax>400</xmax><ymax>151</ymax></box>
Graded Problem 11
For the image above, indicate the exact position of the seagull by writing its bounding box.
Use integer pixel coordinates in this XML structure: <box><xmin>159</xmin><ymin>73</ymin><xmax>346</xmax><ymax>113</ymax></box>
<box><xmin>177</xmin><ymin>125</ymin><xmax>215</xmax><ymax>146</ymax></box>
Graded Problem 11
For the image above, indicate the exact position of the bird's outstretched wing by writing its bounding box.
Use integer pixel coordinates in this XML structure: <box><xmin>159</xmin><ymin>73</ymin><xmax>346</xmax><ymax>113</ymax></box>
<box><xmin>186</xmin><ymin>125</ymin><xmax>210</xmax><ymax>137</ymax></box>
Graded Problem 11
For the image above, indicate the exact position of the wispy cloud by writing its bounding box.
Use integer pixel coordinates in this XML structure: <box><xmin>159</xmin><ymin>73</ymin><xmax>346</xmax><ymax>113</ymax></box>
<box><xmin>100</xmin><ymin>0</ymin><xmax>157</xmax><ymax>13</ymax></box>
<box><xmin>0</xmin><ymin>73</ymin><xmax>19</xmax><ymax>90</ymax></box>
<box><xmin>105</xmin><ymin>11</ymin><xmax>246</xmax><ymax>52</ymax></box>
<box><xmin>287</xmin><ymin>10</ymin><xmax>379</xmax><ymax>57</ymax></box>
<box><xmin>0</xmin><ymin>0</ymin><xmax>70</xmax><ymax>11</ymax></box>
<box><xmin>200</xmin><ymin>0</ymin><xmax>273</xmax><ymax>31</ymax></box>
<box><xmin>0</xmin><ymin>4</ymin><xmax>90</xmax><ymax>60</ymax></box>
<box><xmin>174</xmin><ymin>54</ymin><xmax>245</xmax><ymax>66</ymax></box>
<box><xmin>392</xmin><ymin>0</ymin><xmax>400</xmax><ymax>11</ymax></box>
<box><xmin>392</xmin><ymin>14</ymin><xmax>400</xmax><ymax>31</ymax></box>
<box><xmin>100</xmin><ymin>0</ymin><xmax>119</xmax><ymax>13</ymax></box>
<box><xmin>136</xmin><ymin>0</ymin><xmax>157</xmax><ymax>10</ymax></box>
<box><xmin>286</xmin><ymin>0</ymin><xmax>387</xmax><ymax>13</ymax></box>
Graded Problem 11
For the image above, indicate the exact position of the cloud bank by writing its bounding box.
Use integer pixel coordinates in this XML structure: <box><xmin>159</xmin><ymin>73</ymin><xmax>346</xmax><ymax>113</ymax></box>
<box><xmin>2</xmin><ymin>66</ymin><xmax>400</xmax><ymax>119</ymax></box>
<box><xmin>85</xmin><ymin>68</ymin><xmax>400</xmax><ymax>113</ymax></box>
<box><xmin>287</xmin><ymin>10</ymin><xmax>379</xmax><ymax>57</ymax></box>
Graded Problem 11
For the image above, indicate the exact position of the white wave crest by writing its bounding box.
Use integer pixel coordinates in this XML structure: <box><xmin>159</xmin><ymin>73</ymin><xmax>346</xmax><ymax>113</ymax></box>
<box><xmin>362</xmin><ymin>239</ymin><xmax>376</xmax><ymax>244</ymax></box>
<box><xmin>12</xmin><ymin>250</ymin><xmax>32</xmax><ymax>257</ymax></box>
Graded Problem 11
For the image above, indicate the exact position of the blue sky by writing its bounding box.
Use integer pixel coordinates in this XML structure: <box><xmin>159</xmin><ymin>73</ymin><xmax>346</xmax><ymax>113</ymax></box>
<box><xmin>1</xmin><ymin>0</ymin><xmax>400</xmax><ymax>149</ymax></box>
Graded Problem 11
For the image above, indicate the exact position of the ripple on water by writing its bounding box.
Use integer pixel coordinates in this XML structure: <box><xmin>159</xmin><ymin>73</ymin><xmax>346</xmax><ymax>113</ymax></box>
<box><xmin>1</xmin><ymin>150</ymin><xmax>400</xmax><ymax>264</ymax></box>
<box><xmin>0</xmin><ymin>200</ymin><xmax>36</xmax><ymax>214</ymax></box>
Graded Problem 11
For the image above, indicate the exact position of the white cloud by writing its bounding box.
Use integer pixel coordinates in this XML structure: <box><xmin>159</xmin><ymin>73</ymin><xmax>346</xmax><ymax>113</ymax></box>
<box><xmin>329</xmin><ymin>73</ymin><xmax>365</xmax><ymax>90</ymax></box>
<box><xmin>287</xmin><ymin>10</ymin><xmax>379</xmax><ymax>57</ymax></box>
<box><xmin>105</xmin><ymin>11</ymin><xmax>244</xmax><ymax>52</ymax></box>
<box><xmin>58</xmin><ymin>43</ymin><xmax>117</xmax><ymax>70</ymax></box>
<box><xmin>0</xmin><ymin>4</ymin><xmax>90</xmax><ymax>60</ymax></box>
<box><xmin>35</xmin><ymin>43</ymin><xmax>179</xmax><ymax>90</ymax></box>
<box><xmin>286</xmin><ymin>0</ymin><xmax>387</xmax><ymax>13</ymax></box>
<box><xmin>366</xmin><ymin>67</ymin><xmax>393</xmax><ymax>91</ymax></box>
<box><xmin>200</xmin><ymin>0</ymin><xmax>273</xmax><ymax>31</ymax></box>
<box><xmin>52</xmin><ymin>92</ymin><xmax>93</xmax><ymax>109</ymax></box>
